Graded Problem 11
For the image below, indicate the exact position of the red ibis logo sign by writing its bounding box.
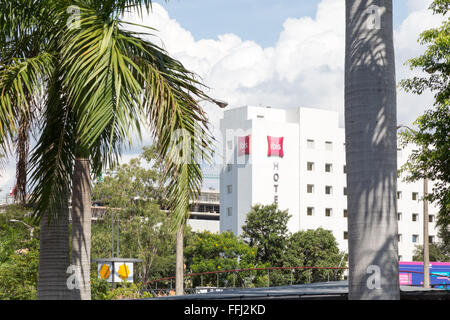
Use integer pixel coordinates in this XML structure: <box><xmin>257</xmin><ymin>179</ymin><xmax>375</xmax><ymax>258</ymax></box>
<box><xmin>267</xmin><ymin>136</ymin><xmax>284</xmax><ymax>158</ymax></box>
<box><xmin>238</xmin><ymin>135</ymin><xmax>251</xmax><ymax>156</ymax></box>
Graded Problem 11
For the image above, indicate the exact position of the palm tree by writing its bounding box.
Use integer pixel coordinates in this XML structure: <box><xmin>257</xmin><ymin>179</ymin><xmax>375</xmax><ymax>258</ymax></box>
<box><xmin>0</xmin><ymin>1</ymin><xmax>44</xmax><ymax>205</ymax></box>
<box><xmin>345</xmin><ymin>0</ymin><xmax>400</xmax><ymax>299</ymax></box>
<box><xmin>1</xmin><ymin>0</ymin><xmax>215</xmax><ymax>299</ymax></box>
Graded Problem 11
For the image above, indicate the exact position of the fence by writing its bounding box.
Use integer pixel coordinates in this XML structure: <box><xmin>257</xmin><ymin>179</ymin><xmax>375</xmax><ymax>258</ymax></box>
<box><xmin>142</xmin><ymin>266</ymin><xmax>348</xmax><ymax>296</ymax></box>
<box><xmin>141</xmin><ymin>266</ymin><xmax>450</xmax><ymax>297</ymax></box>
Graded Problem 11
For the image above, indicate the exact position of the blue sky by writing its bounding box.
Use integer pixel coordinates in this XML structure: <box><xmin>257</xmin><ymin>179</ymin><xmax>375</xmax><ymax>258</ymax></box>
<box><xmin>154</xmin><ymin>0</ymin><xmax>410</xmax><ymax>47</ymax></box>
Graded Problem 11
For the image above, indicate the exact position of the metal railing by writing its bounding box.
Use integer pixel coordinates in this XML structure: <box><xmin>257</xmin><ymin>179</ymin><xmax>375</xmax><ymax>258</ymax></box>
<box><xmin>141</xmin><ymin>267</ymin><xmax>450</xmax><ymax>297</ymax></box>
<box><xmin>142</xmin><ymin>266</ymin><xmax>348</xmax><ymax>296</ymax></box>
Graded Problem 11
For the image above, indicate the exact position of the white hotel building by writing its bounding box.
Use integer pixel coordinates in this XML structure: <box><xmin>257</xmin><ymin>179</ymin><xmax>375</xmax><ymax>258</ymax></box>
<box><xmin>219</xmin><ymin>105</ymin><xmax>439</xmax><ymax>262</ymax></box>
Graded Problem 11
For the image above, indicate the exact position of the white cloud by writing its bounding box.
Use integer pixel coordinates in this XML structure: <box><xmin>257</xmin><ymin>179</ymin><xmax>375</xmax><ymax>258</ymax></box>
<box><xmin>124</xmin><ymin>0</ymin><xmax>443</xmax><ymax>129</ymax></box>
<box><xmin>0</xmin><ymin>161</ymin><xmax>16</xmax><ymax>202</ymax></box>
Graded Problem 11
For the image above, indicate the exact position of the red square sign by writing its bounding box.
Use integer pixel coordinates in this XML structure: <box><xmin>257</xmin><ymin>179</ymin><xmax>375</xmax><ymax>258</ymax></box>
<box><xmin>267</xmin><ymin>136</ymin><xmax>284</xmax><ymax>158</ymax></box>
<box><xmin>238</xmin><ymin>135</ymin><xmax>251</xmax><ymax>156</ymax></box>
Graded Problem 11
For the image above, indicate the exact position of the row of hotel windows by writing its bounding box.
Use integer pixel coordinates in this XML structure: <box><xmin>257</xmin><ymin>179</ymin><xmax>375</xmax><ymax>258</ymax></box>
<box><xmin>306</xmin><ymin>139</ymin><xmax>336</xmax><ymax>151</ymax></box>
<box><xmin>227</xmin><ymin>160</ymin><xmax>420</xmax><ymax>199</ymax></box>
<box><xmin>397</xmin><ymin>191</ymin><xmax>421</xmax><ymax>201</ymax></box>
<box><xmin>340</xmin><ymin>231</ymin><xmax>435</xmax><ymax>243</ymax></box>
<box><xmin>306</xmin><ymin>183</ymin><xmax>421</xmax><ymax>201</ymax></box>
<box><xmin>307</xmin><ymin>162</ymin><xmax>346</xmax><ymax>173</ymax></box>
<box><xmin>306</xmin><ymin>207</ymin><xmax>435</xmax><ymax>223</ymax></box>
<box><xmin>307</xmin><ymin>184</ymin><xmax>346</xmax><ymax>196</ymax></box>
<box><xmin>307</xmin><ymin>163</ymin><xmax>421</xmax><ymax>201</ymax></box>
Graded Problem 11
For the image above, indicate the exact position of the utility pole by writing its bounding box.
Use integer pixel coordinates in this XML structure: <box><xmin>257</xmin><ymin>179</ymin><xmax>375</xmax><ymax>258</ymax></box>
<box><xmin>423</xmin><ymin>176</ymin><xmax>430</xmax><ymax>288</ymax></box>
<box><xmin>398</xmin><ymin>124</ymin><xmax>430</xmax><ymax>288</ymax></box>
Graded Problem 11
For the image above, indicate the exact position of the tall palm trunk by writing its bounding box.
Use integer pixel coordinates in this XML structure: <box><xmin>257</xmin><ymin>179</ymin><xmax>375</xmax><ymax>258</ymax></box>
<box><xmin>345</xmin><ymin>0</ymin><xmax>399</xmax><ymax>299</ymax></box>
<box><xmin>37</xmin><ymin>208</ymin><xmax>71</xmax><ymax>300</ymax></box>
<box><xmin>175</xmin><ymin>224</ymin><xmax>184</xmax><ymax>295</ymax></box>
<box><xmin>15</xmin><ymin>108</ymin><xmax>30</xmax><ymax>204</ymax></box>
<box><xmin>71</xmin><ymin>158</ymin><xmax>92</xmax><ymax>300</ymax></box>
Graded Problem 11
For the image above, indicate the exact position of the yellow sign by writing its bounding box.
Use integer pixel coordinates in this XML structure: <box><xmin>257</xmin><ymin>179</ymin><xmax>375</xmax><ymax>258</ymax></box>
<box><xmin>99</xmin><ymin>264</ymin><xmax>111</xmax><ymax>279</ymax></box>
<box><xmin>118</xmin><ymin>264</ymin><xmax>130</xmax><ymax>280</ymax></box>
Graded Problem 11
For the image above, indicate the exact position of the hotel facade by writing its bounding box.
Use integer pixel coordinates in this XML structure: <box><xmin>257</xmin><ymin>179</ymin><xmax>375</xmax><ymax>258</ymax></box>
<box><xmin>219</xmin><ymin>105</ymin><xmax>440</xmax><ymax>261</ymax></box>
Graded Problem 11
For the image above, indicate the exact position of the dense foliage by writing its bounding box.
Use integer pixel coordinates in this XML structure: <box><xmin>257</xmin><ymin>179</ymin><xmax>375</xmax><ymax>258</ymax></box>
<box><xmin>242</xmin><ymin>203</ymin><xmax>291</xmax><ymax>265</ymax></box>
<box><xmin>185</xmin><ymin>231</ymin><xmax>269</xmax><ymax>288</ymax></box>
<box><xmin>90</xmin><ymin>148</ymin><xmax>183</xmax><ymax>284</ymax></box>
<box><xmin>0</xmin><ymin>205</ymin><xmax>39</xmax><ymax>299</ymax></box>
<box><xmin>413</xmin><ymin>243</ymin><xmax>450</xmax><ymax>262</ymax></box>
<box><xmin>242</xmin><ymin>204</ymin><xmax>347</xmax><ymax>285</ymax></box>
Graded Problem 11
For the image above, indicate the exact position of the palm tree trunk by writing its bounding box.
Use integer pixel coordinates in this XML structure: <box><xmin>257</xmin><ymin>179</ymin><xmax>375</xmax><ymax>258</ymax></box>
<box><xmin>37</xmin><ymin>208</ymin><xmax>71</xmax><ymax>300</ymax></box>
<box><xmin>175</xmin><ymin>224</ymin><xmax>184</xmax><ymax>295</ymax></box>
<box><xmin>71</xmin><ymin>158</ymin><xmax>92</xmax><ymax>300</ymax></box>
<box><xmin>15</xmin><ymin>105</ymin><xmax>30</xmax><ymax>204</ymax></box>
<box><xmin>345</xmin><ymin>0</ymin><xmax>399</xmax><ymax>300</ymax></box>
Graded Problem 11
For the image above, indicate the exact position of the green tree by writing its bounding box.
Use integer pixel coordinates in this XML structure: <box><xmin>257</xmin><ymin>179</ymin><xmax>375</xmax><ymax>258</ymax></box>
<box><xmin>0</xmin><ymin>204</ymin><xmax>40</xmax><ymax>300</ymax></box>
<box><xmin>90</xmin><ymin>149</ymin><xmax>182</xmax><ymax>284</ymax></box>
<box><xmin>92</xmin><ymin>147</ymin><xmax>165</xmax><ymax>208</ymax></box>
<box><xmin>1</xmin><ymin>0</ymin><xmax>217</xmax><ymax>299</ymax></box>
<box><xmin>0</xmin><ymin>205</ymin><xmax>39</xmax><ymax>263</ymax></box>
<box><xmin>185</xmin><ymin>231</ymin><xmax>268</xmax><ymax>288</ymax></box>
<box><xmin>242</xmin><ymin>204</ymin><xmax>291</xmax><ymax>266</ymax></box>
<box><xmin>283</xmin><ymin>229</ymin><xmax>347</xmax><ymax>284</ymax></box>
<box><xmin>0</xmin><ymin>248</ymin><xmax>39</xmax><ymax>300</ymax></box>
<box><xmin>399</xmin><ymin>0</ymin><xmax>449</xmax><ymax>234</ymax></box>
<box><xmin>413</xmin><ymin>243</ymin><xmax>450</xmax><ymax>262</ymax></box>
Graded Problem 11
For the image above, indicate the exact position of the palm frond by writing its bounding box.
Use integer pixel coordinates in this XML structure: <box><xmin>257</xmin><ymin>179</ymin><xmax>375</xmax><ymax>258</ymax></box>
<box><xmin>0</xmin><ymin>52</ymin><xmax>54</xmax><ymax>160</ymax></box>
<box><xmin>28</xmin><ymin>67</ymin><xmax>76</xmax><ymax>223</ymax></box>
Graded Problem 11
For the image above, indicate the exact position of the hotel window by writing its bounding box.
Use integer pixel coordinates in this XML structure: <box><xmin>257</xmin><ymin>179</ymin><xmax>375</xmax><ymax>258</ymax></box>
<box><xmin>226</xmin><ymin>164</ymin><xmax>232</xmax><ymax>172</ymax></box>
<box><xmin>397</xmin><ymin>191</ymin><xmax>402</xmax><ymax>200</ymax></box>
<box><xmin>398</xmin><ymin>212</ymin><xmax>402</xmax><ymax>221</ymax></box>
<box><xmin>398</xmin><ymin>234</ymin><xmax>402</xmax><ymax>242</ymax></box>
<box><xmin>307</xmin><ymin>207</ymin><xmax>314</xmax><ymax>216</ymax></box>
<box><xmin>429</xmin><ymin>236</ymin><xmax>435</xmax><ymax>244</ymax></box>
<box><xmin>325</xmin><ymin>208</ymin><xmax>332</xmax><ymax>217</ymax></box>
<box><xmin>227</xmin><ymin>207</ymin><xmax>232</xmax><ymax>217</ymax></box>
<box><xmin>325</xmin><ymin>186</ymin><xmax>332</xmax><ymax>195</ymax></box>
<box><xmin>412</xmin><ymin>234</ymin><xmax>419</xmax><ymax>243</ymax></box>
<box><xmin>343</xmin><ymin>209</ymin><xmax>348</xmax><ymax>218</ymax></box>
<box><xmin>307</xmin><ymin>139</ymin><xmax>315</xmax><ymax>149</ymax></box>
<box><xmin>325</xmin><ymin>141</ymin><xmax>333</xmax><ymax>151</ymax></box>
<box><xmin>226</xmin><ymin>185</ymin><xmax>232</xmax><ymax>194</ymax></box>
<box><xmin>343</xmin><ymin>231</ymin><xmax>348</xmax><ymax>240</ymax></box>
<box><xmin>343</xmin><ymin>187</ymin><xmax>347</xmax><ymax>196</ymax></box>
<box><xmin>343</xmin><ymin>165</ymin><xmax>347</xmax><ymax>174</ymax></box>
<box><xmin>307</xmin><ymin>162</ymin><xmax>315</xmax><ymax>171</ymax></box>
<box><xmin>325</xmin><ymin>163</ymin><xmax>332</xmax><ymax>173</ymax></box>
<box><xmin>307</xmin><ymin>184</ymin><xmax>314</xmax><ymax>193</ymax></box>
<box><xmin>429</xmin><ymin>215</ymin><xmax>435</xmax><ymax>223</ymax></box>
<box><xmin>412</xmin><ymin>192</ymin><xmax>419</xmax><ymax>201</ymax></box>
<box><xmin>412</xmin><ymin>213</ymin><xmax>419</xmax><ymax>222</ymax></box>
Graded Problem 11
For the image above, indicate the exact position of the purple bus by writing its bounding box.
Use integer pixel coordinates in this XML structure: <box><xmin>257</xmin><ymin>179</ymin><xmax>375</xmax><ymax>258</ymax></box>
<box><xmin>399</xmin><ymin>262</ymin><xmax>450</xmax><ymax>289</ymax></box>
